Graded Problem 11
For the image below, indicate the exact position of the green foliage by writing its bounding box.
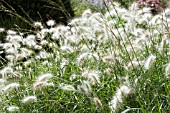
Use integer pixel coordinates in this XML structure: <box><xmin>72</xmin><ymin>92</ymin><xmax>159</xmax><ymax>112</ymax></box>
<box><xmin>71</xmin><ymin>0</ymin><xmax>90</xmax><ymax>16</ymax></box>
<box><xmin>114</xmin><ymin>0</ymin><xmax>135</xmax><ymax>8</ymax></box>
<box><xmin>71</xmin><ymin>0</ymin><xmax>102</xmax><ymax>17</ymax></box>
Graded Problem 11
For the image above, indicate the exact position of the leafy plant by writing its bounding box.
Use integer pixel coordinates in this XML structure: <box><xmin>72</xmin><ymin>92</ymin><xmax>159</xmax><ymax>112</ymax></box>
<box><xmin>0</xmin><ymin>1</ymin><xmax>170</xmax><ymax>113</ymax></box>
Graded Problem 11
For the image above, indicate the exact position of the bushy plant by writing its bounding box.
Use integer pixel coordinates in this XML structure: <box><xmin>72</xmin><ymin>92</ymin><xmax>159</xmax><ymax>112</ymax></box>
<box><xmin>71</xmin><ymin>0</ymin><xmax>136</xmax><ymax>16</ymax></box>
<box><xmin>0</xmin><ymin>0</ymin><xmax>74</xmax><ymax>29</ymax></box>
<box><xmin>115</xmin><ymin>0</ymin><xmax>135</xmax><ymax>8</ymax></box>
<box><xmin>0</xmin><ymin>1</ymin><xmax>170</xmax><ymax>113</ymax></box>
<box><xmin>71</xmin><ymin>0</ymin><xmax>104</xmax><ymax>16</ymax></box>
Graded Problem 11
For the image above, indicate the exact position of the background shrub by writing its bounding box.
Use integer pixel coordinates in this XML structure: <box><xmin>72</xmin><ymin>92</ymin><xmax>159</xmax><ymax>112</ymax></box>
<box><xmin>0</xmin><ymin>0</ymin><xmax>74</xmax><ymax>29</ymax></box>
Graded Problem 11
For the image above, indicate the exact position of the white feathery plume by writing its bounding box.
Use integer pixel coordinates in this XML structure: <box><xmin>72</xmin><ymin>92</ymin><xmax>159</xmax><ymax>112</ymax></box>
<box><xmin>59</xmin><ymin>83</ymin><xmax>75</xmax><ymax>91</ymax></box>
<box><xmin>82</xmin><ymin>70</ymin><xmax>101</xmax><ymax>85</ymax></box>
<box><xmin>2</xmin><ymin>83</ymin><xmax>20</xmax><ymax>92</ymax></box>
<box><xmin>7</xmin><ymin>30</ymin><xmax>17</xmax><ymax>35</ymax></box>
<box><xmin>7</xmin><ymin>106</ymin><xmax>19</xmax><ymax>112</ymax></box>
<box><xmin>144</xmin><ymin>55</ymin><xmax>156</xmax><ymax>70</ymax></box>
<box><xmin>77</xmin><ymin>80</ymin><xmax>92</xmax><ymax>95</ymax></box>
<box><xmin>33</xmin><ymin>73</ymin><xmax>53</xmax><ymax>90</ymax></box>
<box><xmin>165</xmin><ymin>62</ymin><xmax>170</xmax><ymax>77</ymax></box>
<box><xmin>21</xmin><ymin>96</ymin><xmax>37</xmax><ymax>103</ymax></box>
<box><xmin>0</xmin><ymin>28</ymin><xmax>5</xmax><ymax>32</ymax></box>
<box><xmin>109</xmin><ymin>85</ymin><xmax>133</xmax><ymax>112</ymax></box>
<box><xmin>37</xmin><ymin>73</ymin><xmax>53</xmax><ymax>82</ymax></box>
<box><xmin>34</xmin><ymin>22</ymin><xmax>43</xmax><ymax>29</ymax></box>
<box><xmin>46</xmin><ymin>20</ymin><xmax>56</xmax><ymax>27</ymax></box>
<box><xmin>93</xmin><ymin>97</ymin><xmax>102</xmax><ymax>107</ymax></box>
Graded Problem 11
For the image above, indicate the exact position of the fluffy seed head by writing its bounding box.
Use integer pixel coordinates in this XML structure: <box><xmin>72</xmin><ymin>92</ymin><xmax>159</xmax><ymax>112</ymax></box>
<box><xmin>33</xmin><ymin>81</ymin><xmax>45</xmax><ymax>90</ymax></box>
<box><xmin>33</xmin><ymin>81</ymin><xmax>54</xmax><ymax>90</ymax></box>
<box><xmin>93</xmin><ymin>97</ymin><xmax>102</xmax><ymax>107</ymax></box>
<box><xmin>21</xmin><ymin>96</ymin><xmax>37</xmax><ymax>103</ymax></box>
<box><xmin>0</xmin><ymin>66</ymin><xmax>13</xmax><ymax>77</ymax></box>
<box><xmin>46</xmin><ymin>20</ymin><xmax>56</xmax><ymax>26</ymax></box>
<box><xmin>0</xmin><ymin>28</ymin><xmax>5</xmax><ymax>32</ymax></box>
<box><xmin>7</xmin><ymin>30</ymin><xmax>17</xmax><ymax>35</ymax></box>
<box><xmin>165</xmin><ymin>62</ymin><xmax>170</xmax><ymax>77</ymax></box>
<box><xmin>126</xmin><ymin>60</ymin><xmax>142</xmax><ymax>70</ymax></box>
<box><xmin>82</xmin><ymin>70</ymin><xmax>101</xmax><ymax>85</ymax></box>
<box><xmin>7</xmin><ymin>106</ymin><xmax>19</xmax><ymax>112</ymax></box>
<box><xmin>15</xmin><ymin>53</ymin><xmax>26</xmax><ymax>61</ymax></box>
<box><xmin>2</xmin><ymin>83</ymin><xmax>20</xmax><ymax>92</ymax></box>
<box><xmin>109</xmin><ymin>95</ymin><xmax>122</xmax><ymax>112</ymax></box>
<box><xmin>109</xmin><ymin>85</ymin><xmax>133</xmax><ymax>112</ymax></box>
<box><xmin>33</xmin><ymin>73</ymin><xmax>53</xmax><ymax>90</ymax></box>
<box><xmin>77</xmin><ymin>80</ymin><xmax>92</xmax><ymax>95</ymax></box>
<box><xmin>144</xmin><ymin>55</ymin><xmax>156</xmax><ymax>70</ymax></box>
<box><xmin>59</xmin><ymin>83</ymin><xmax>76</xmax><ymax>91</ymax></box>
<box><xmin>119</xmin><ymin>85</ymin><xmax>132</xmax><ymax>95</ymax></box>
<box><xmin>37</xmin><ymin>73</ymin><xmax>53</xmax><ymax>82</ymax></box>
<box><xmin>34</xmin><ymin>22</ymin><xmax>43</xmax><ymax>29</ymax></box>
<box><xmin>102</xmin><ymin>55</ymin><xmax>115</xmax><ymax>62</ymax></box>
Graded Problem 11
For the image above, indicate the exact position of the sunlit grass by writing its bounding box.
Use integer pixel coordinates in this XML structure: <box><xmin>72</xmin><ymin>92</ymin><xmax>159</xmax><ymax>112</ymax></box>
<box><xmin>0</xmin><ymin>1</ymin><xmax>170</xmax><ymax>113</ymax></box>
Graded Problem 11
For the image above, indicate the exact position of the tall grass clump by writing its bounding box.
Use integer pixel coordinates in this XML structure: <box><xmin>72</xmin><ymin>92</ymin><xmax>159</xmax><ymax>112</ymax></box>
<box><xmin>0</xmin><ymin>1</ymin><xmax>170</xmax><ymax>112</ymax></box>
